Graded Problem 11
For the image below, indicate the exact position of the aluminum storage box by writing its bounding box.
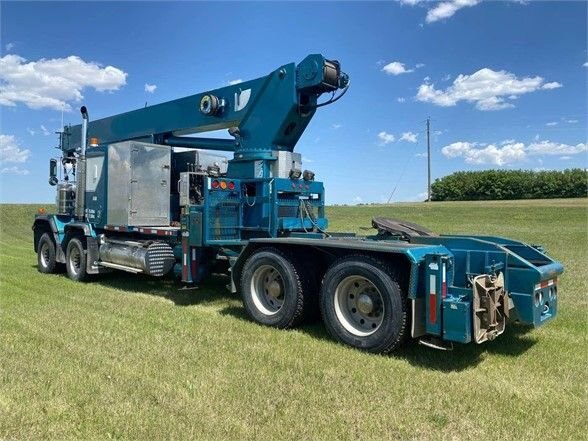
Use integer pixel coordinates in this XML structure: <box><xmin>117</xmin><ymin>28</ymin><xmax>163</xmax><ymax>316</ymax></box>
<box><xmin>107</xmin><ymin>141</ymin><xmax>171</xmax><ymax>226</ymax></box>
<box><xmin>271</xmin><ymin>151</ymin><xmax>302</xmax><ymax>178</ymax></box>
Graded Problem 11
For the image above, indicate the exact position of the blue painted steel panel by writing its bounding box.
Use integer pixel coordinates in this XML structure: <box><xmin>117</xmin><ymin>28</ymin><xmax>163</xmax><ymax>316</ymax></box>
<box><xmin>442</xmin><ymin>297</ymin><xmax>472</xmax><ymax>343</ymax></box>
<box><xmin>412</xmin><ymin>234</ymin><xmax>563</xmax><ymax>327</ymax></box>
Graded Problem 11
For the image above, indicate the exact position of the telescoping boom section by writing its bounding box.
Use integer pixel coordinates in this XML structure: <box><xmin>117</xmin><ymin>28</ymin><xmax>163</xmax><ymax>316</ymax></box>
<box><xmin>33</xmin><ymin>54</ymin><xmax>563</xmax><ymax>354</ymax></box>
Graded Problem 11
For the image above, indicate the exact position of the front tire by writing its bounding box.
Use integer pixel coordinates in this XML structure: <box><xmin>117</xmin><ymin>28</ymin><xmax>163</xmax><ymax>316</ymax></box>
<box><xmin>66</xmin><ymin>237</ymin><xmax>88</xmax><ymax>282</ymax></box>
<box><xmin>320</xmin><ymin>255</ymin><xmax>408</xmax><ymax>353</ymax></box>
<box><xmin>240</xmin><ymin>248</ymin><xmax>305</xmax><ymax>329</ymax></box>
<box><xmin>37</xmin><ymin>233</ymin><xmax>57</xmax><ymax>274</ymax></box>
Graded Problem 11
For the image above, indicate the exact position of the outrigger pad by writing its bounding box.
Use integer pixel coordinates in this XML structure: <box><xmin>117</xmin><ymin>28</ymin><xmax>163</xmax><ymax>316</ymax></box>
<box><xmin>371</xmin><ymin>217</ymin><xmax>436</xmax><ymax>240</ymax></box>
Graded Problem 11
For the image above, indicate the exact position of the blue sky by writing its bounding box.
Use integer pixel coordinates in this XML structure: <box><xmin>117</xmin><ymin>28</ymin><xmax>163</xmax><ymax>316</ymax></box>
<box><xmin>1</xmin><ymin>0</ymin><xmax>586</xmax><ymax>204</ymax></box>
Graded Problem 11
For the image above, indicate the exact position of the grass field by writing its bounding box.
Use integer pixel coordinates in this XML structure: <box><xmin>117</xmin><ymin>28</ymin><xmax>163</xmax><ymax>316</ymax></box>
<box><xmin>1</xmin><ymin>199</ymin><xmax>586</xmax><ymax>440</ymax></box>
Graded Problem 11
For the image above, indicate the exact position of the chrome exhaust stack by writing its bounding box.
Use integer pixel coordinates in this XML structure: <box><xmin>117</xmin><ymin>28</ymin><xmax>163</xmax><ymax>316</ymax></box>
<box><xmin>75</xmin><ymin>106</ymin><xmax>88</xmax><ymax>220</ymax></box>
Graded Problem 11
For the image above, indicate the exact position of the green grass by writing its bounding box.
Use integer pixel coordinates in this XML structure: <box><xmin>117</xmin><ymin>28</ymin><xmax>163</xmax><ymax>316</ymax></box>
<box><xmin>1</xmin><ymin>199</ymin><xmax>586</xmax><ymax>440</ymax></box>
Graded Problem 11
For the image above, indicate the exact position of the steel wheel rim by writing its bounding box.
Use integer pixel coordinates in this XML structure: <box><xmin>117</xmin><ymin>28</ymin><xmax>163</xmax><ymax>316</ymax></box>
<box><xmin>68</xmin><ymin>246</ymin><xmax>81</xmax><ymax>276</ymax></box>
<box><xmin>250</xmin><ymin>264</ymin><xmax>285</xmax><ymax>315</ymax></box>
<box><xmin>334</xmin><ymin>275</ymin><xmax>385</xmax><ymax>337</ymax></box>
<box><xmin>40</xmin><ymin>242</ymin><xmax>50</xmax><ymax>268</ymax></box>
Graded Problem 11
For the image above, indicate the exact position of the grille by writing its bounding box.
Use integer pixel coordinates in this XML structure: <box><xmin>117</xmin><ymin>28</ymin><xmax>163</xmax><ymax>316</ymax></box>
<box><xmin>208</xmin><ymin>191</ymin><xmax>241</xmax><ymax>240</ymax></box>
<box><xmin>144</xmin><ymin>242</ymin><xmax>175</xmax><ymax>277</ymax></box>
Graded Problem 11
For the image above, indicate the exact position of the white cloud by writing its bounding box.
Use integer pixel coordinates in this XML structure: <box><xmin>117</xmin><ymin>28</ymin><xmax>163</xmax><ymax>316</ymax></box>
<box><xmin>527</xmin><ymin>140</ymin><xmax>587</xmax><ymax>156</ymax></box>
<box><xmin>397</xmin><ymin>97</ymin><xmax>406</xmax><ymax>103</ymax></box>
<box><xmin>302</xmin><ymin>156</ymin><xmax>314</xmax><ymax>163</ymax></box>
<box><xmin>228</xmin><ymin>79</ymin><xmax>243</xmax><ymax>85</ymax></box>
<box><xmin>442</xmin><ymin>139</ymin><xmax>587</xmax><ymax>166</ymax></box>
<box><xmin>0</xmin><ymin>54</ymin><xmax>127</xmax><ymax>111</ymax></box>
<box><xmin>546</xmin><ymin>121</ymin><xmax>558</xmax><ymax>126</ymax></box>
<box><xmin>583</xmin><ymin>62</ymin><xmax>588</xmax><ymax>68</ymax></box>
<box><xmin>353</xmin><ymin>196</ymin><xmax>363</xmax><ymax>204</ymax></box>
<box><xmin>415</xmin><ymin>63</ymin><xmax>425</xmax><ymax>69</ymax></box>
<box><xmin>415</xmin><ymin>152</ymin><xmax>428</xmax><ymax>158</ymax></box>
<box><xmin>332</xmin><ymin>123</ymin><xmax>343</xmax><ymax>129</ymax></box>
<box><xmin>377</xmin><ymin>131</ymin><xmax>395</xmax><ymax>145</ymax></box>
<box><xmin>564</xmin><ymin>119</ymin><xmax>578</xmax><ymax>124</ymax></box>
<box><xmin>144</xmin><ymin>83</ymin><xmax>157</xmax><ymax>93</ymax></box>
<box><xmin>542</xmin><ymin>81</ymin><xmax>562</xmax><ymax>90</ymax></box>
<box><xmin>382</xmin><ymin>61</ymin><xmax>414</xmax><ymax>75</ymax></box>
<box><xmin>0</xmin><ymin>134</ymin><xmax>31</xmax><ymax>164</ymax></box>
<box><xmin>1</xmin><ymin>166</ymin><xmax>29</xmax><ymax>175</ymax></box>
<box><xmin>501</xmin><ymin>139</ymin><xmax>516</xmax><ymax>145</ymax></box>
<box><xmin>400</xmin><ymin>131</ymin><xmax>418</xmax><ymax>143</ymax></box>
<box><xmin>442</xmin><ymin>141</ymin><xmax>526</xmax><ymax>166</ymax></box>
<box><xmin>416</xmin><ymin>68</ymin><xmax>562</xmax><ymax>111</ymax></box>
<box><xmin>27</xmin><ymin>125</ymin><xmax>54</xmax><ymax>137</ymax></box>
<box><xmin>404</xmin><ymin>0</ymin><xmax>519</xmax><ymax>25</ymax></box>
<box><xmin>5</xmin><ymin>42</ymin><xmax>15</xmax><ymax>52</ymax></box>
<box><xmin>426</xmin><ymin>0</ymin><xmax>480</xmax><ymax>23</ymax></box>
<box><xmin>442</xmin><ymin>74</ymin><xmax>452</xmax><ymax>82</ymax></box>
<box><xmin>559</xmin><ymin>156</ymin><xmax>571</xmax><ymax>161</ymax></box>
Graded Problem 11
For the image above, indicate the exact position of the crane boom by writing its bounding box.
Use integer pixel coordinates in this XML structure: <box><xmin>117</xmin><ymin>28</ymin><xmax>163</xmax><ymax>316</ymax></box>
<box><xmin>61</xmin><ymin>54</ymin><xmax>348</xmax><ymax>158</ymax></box>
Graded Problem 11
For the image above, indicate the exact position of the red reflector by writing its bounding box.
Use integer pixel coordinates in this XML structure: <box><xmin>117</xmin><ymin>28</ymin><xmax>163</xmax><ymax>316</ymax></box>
<box><xmin>228</xmin><ymin>181</ymin><xmax>235</xmax><ymax>190</ymax></box>
<box><xmin>442</xmin><ymin>282</ymin><xmax>447</xmax><ymax>299</ymax></box>
<box><xmin>429</xmin><ymin>294</ymin><xmax>437</xmax><ymax>324</ymax></box>
<box><xmin>212</xmin><ymin>180</ymin><xmax>219</xmax><ymax>189</ymax></box>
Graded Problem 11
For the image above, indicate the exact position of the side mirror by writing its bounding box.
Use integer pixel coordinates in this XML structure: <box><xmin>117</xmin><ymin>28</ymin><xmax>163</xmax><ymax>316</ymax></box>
<box><xmin>49</xmin><ymin>159</ymin><xmax>58</xmax><ymax>186</ymax></box>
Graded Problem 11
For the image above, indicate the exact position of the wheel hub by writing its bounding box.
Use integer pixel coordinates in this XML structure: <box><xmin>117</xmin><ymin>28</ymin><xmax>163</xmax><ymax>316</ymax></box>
<box><xmin>250</xmin><ymin>264</ymin><xmax>285</xmax><ymax>315</ymax></box>
<box><xmin>334</xmin><ymin>275</ymin><xmax>385</xmax><ymax>337</ymax></box>
<box><xmin>267</xmin><ymin>280</ymin><xmax>282</xmax><ymax>299</ymax></box>
<box><xmin>70</xmin><ymin>248</ymin><xmax>80</xmax><ymax>274</ymax></box>
<box><xmin>356</xmin><ymin>294</ymin><xmax>374</xmax><ymax>315</ymax></box>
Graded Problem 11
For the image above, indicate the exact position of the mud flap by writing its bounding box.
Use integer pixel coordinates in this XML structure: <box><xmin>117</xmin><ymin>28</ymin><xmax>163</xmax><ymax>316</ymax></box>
<box><xmin>473</xmin><ymin>273</ymin><xmax>508</xmax><ymax>343</ymax></box>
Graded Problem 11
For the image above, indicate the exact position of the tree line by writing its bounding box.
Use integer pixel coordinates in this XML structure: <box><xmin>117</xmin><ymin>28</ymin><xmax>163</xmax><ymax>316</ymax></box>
<box><xmin>431</xmin><ymin>169</ymin><xmax>588</xmax><ymax>201</ymax></box>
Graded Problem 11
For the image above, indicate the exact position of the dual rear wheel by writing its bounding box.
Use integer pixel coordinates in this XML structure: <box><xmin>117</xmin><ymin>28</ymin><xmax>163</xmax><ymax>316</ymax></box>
<box><xmin>240</xmin><ymin>250</ymin><xmax>408</xmax><ymax>353</ymax></box>
<box><xmin>36</xmin><ymin>233</ymin><xmax>88</xmax><ymax>282</ymax></box>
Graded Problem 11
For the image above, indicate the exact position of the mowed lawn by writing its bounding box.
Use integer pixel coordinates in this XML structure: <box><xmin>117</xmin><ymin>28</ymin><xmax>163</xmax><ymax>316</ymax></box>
<box><xmin>1</xmin><ymin>199</ymin><xmax>586</xmax><ymax>440</ymax></box>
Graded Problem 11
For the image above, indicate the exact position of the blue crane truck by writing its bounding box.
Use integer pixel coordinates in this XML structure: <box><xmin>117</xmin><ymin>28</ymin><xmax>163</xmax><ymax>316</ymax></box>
<box><xmin>33</xmin><ymin>54</ymin><xmax>563</xmax><ymax>353</ymax></box>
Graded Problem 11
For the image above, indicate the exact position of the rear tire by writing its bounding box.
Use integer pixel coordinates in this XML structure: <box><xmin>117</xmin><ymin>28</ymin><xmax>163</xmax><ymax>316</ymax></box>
<box><xmin>294</xmin><ymin>257</ymin><xmax>321</xmax><ymax>323</ymax></box>
<box><xmin>37</xmin><ymin>233</ymin><xmax>57</xmax><ymax>274</ymax></box>
<box><xmin>66</xmin><ymin>237</ymin><xmax>88</xmax><ymax>282</ymax></box>
<box><xmin>240</xmin><ymin>248</ymin><xmax>305</xmax><ymax>329</ymax></box>
<box><xmin>320</xmin><ymin>255</ymin><xmax>408</xmax><ymax>353</ymax></box>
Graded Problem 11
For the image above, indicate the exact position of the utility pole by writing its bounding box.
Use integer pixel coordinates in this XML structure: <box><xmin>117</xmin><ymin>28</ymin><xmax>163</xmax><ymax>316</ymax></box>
<box><xmin>426</xmin><ymin>117</ymin><xmax>431</xmax><ymax>202</ymax></box>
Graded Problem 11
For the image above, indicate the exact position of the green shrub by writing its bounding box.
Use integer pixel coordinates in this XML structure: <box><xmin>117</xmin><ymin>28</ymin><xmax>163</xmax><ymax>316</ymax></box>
<box><xmin>431</xmin><ymin>169</ymin><xmax>588</xmax><ymax>201</ymax></box>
